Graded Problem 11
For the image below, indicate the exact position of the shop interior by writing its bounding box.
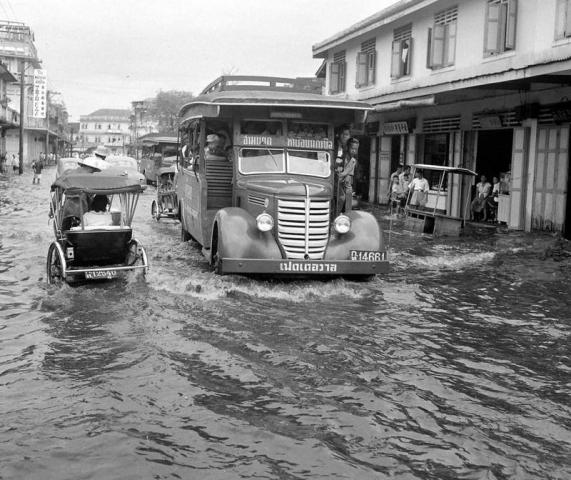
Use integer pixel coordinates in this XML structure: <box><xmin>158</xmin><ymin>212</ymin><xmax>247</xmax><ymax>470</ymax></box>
<box><xmin>476</xmin><ymin>129</ymin><xmax>513</xmax><ymax>188</ymax></box>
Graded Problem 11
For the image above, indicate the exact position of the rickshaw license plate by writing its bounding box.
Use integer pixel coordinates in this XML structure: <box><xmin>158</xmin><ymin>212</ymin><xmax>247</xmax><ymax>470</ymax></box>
<box><xmin>85</xmin><ymin>269</ymin><xmax>117</xmax><ymax>280</ymax></box>
<box><xmin>350</xmin><ymin>250</ymin><xmax>387</xmax><ymax>262</ymax></box>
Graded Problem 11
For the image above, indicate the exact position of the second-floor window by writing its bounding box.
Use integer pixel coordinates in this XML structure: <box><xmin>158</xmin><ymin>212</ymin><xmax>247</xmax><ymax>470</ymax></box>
<box><xmin>391</xmin><ymin>24</ymin><xmax>413</xmax><ymax>79</ymax></box>
<box><xmin>356</xmin><ymin>38</ymin><xmax>376</xmax><ymax>88</ymax></box>
<box><xmin>329</xmin><ymin>51</ymin><xmax>346</xmax><ymax>94</ymax></box>
<box><xmin>556</xmin><ymin>0</ymin><xmax>571</xmax><ymax>39</ymax></box>
<box><xmin>484</xmin><ymin>0</ymin><xmax>517</xmax><ymax>56</ymax></box>
<box><xmin>427</xmin><ymin>6</ymin><xmax>458</xmax><ymax>69</ymax></box>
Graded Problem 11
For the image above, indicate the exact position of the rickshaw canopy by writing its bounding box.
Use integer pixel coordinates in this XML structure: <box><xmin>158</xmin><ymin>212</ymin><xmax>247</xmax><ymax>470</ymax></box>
<box><xmin>51</xmin><ymin>167</ymin><xmax>147</xmax><ymax>195</ymax></box>
<box><xmin>106</xmin><ymin>155</ymin><xmax>138</xmax><ymax>171</ymax></box>
<box><xmin>411</xmin><ymin>164</ymin><xmax>478</xmax><ymax>176</ymax></box>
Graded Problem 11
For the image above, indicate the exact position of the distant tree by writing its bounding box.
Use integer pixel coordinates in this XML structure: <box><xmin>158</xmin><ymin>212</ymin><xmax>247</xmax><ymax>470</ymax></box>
<box><xmin>149</xmin><ymin>90</ymin><xmax>194</xmax><ymax>133</ymax></box>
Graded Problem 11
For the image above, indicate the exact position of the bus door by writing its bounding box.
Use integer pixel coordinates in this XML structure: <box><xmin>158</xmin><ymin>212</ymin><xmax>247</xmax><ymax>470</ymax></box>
<box><xmin>178</xmin><ymin>119</ymin><xmax>206</xmax><ymax>244</ymax></box>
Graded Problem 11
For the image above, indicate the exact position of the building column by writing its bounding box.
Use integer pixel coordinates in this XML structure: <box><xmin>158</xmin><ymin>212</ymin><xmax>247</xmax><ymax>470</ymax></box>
<box><xmin>523</xmin><ymin>119</ymin><xmax>538</xmax><ymax>232</ymax></box>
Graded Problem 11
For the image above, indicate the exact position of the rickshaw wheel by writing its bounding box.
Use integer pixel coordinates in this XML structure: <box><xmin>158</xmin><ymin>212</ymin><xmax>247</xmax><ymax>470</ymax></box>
<box><xmin>46</xmin><ymin>243</ymin><xmax>66</xmax><ymax>285</ymax></box>
<box><xmin>151</xmin><ymin>200</ymin><xmax>160</xmax><ymax>221</ymax></box>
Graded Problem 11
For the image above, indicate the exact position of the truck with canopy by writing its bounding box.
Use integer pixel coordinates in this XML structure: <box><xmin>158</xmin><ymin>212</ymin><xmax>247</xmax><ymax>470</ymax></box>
<box><xmin>176</xmin><ymin>75</ymin><xmax>389</xmax><ymax>276</ymax></box>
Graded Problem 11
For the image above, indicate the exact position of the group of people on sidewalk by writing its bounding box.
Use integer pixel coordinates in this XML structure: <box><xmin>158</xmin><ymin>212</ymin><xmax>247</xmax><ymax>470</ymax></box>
<box><xmin>0</xmin><ymin>152</ymin><xmax>46</xmax><ymax>185</ymax></box>
<box><xmin>388</xmin><ymin>165</ymin><xmax>430</xmax><ymax>215</ymax></box>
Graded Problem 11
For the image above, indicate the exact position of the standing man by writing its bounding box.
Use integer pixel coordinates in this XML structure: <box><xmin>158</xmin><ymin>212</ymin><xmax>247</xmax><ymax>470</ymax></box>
<box><xmin>31</xmin><ymin>155</ymin><xmax>44</xmax><ymax>184</ymax></box>
<box><xmin>408</xmin><ymin>169</ymin><xmax>430</xmax><ymax>208</ymax></box>
<box><xmin>336</xmin><ymin>137</ymin><xmax>359</xmax><ymax>215</ymax></box>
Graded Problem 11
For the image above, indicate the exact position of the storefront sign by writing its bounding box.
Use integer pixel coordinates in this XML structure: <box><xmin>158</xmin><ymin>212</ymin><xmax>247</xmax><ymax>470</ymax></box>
<box><xmin>382</xmin><ymin>121</ymin><xmax>409</xmax><ymax>135</ymax></box>
<box><xmin>32</xmin><ymin>69</ymin><xmax>47</xmax><ymax>118</ymax></box>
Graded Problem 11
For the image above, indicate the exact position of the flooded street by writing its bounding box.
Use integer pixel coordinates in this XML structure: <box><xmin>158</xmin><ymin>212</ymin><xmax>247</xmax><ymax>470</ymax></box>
<box><xmin>1</xmin><ymin>167</ymin><xmax>570</xmax><ymax>480</ymax></box>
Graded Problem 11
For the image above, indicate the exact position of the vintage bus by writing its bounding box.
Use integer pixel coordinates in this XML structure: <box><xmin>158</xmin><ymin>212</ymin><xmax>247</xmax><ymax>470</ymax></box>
<box><xmin>139</xmin><ymin>134</ymin><xmax>178</xmax><ymax>185</ymax></box>
<box><xmin>175</xmin><ymin>76</ymin><xmax>389</xmax><ymax>276</ymax></box>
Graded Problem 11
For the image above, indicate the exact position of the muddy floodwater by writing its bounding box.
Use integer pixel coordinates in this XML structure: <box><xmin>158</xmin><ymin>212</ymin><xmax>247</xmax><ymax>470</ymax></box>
<box><xmin>1</xmin><ymin>167</ymin><xmax>570</xmax><ymax>480</ymax></box>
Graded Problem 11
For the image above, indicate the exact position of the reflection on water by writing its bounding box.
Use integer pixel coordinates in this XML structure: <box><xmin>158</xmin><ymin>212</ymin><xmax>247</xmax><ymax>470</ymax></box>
<box><xmin>1</xmin><ymin>169</ymin><xmax>570</xmax><ymax>480</ymax></box>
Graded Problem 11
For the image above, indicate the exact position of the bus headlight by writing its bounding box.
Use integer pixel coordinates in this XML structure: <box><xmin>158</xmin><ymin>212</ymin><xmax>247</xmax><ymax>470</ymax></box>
<box><xmin>256</xmin><ymin>213</ymin><xmax>274</xmax><ymax>232</ymax></box>
<box><xmin>334</xmin><ymin>215</ymin><xmax>351</xmax><ymax>234</ymax></box>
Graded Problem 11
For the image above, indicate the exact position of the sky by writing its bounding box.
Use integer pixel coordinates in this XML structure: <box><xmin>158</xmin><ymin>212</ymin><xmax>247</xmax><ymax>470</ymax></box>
<box><xmin>5</xmin><ymin>0</ymin><xmax>400</xmax><ymax>120</ymax></box>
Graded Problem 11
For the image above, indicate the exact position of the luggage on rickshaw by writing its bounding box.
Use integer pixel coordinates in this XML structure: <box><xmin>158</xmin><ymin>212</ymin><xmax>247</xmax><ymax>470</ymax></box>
<box><xmin>151</xmin><ymin>165</ymin><xmax>178</xmax><ymax>221</ymax></box>
<box><xmin>47</xmin><ymin>166</ymin><xmax>149</xmax><ymax>284</ymax></box>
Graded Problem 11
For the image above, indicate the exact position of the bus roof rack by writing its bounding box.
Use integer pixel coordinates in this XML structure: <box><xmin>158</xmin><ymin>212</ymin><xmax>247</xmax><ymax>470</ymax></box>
<box><xmin>201</xmin><ymin>75</ymin><xmax>323</xmax><ymax>95</ymax></box>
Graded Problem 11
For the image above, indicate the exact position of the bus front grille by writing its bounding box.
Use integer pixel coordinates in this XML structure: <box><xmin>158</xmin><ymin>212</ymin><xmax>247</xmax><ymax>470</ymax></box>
<box><xmin>277</xmin><ymin>198</ymin><xmax>330</xmax><ymax>259</ymax></box>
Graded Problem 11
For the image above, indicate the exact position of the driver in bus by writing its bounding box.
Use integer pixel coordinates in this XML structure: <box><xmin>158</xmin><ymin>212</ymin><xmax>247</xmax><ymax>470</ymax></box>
<box><xmin>205</xmin><ymin>134</ymin><xmax>225</xmax><ymax>158</ymax></box>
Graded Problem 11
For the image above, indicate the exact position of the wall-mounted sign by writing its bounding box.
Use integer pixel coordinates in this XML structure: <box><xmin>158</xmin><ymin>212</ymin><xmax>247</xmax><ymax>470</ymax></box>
<box><xmin>32</xmin><ymin>69</ymin><xmax>47</xmax><ymax>119</ymax></box>
<box><xmin>382</xmin><ymin>121</ymin><xmax>409</xmax><ymax>135</ymax></box>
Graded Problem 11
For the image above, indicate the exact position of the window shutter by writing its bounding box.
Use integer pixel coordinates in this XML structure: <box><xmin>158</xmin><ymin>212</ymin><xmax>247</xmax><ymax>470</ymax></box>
<box><xmin>431</xmin><ymin>23</ymin><xmax>446</xmax><ymax>68</ymax></box>
<box><xmin>565</xmin><ymin>0</ymin><xmax>571</xmax><ymax>37</ymax></box>
<box><xmin>368</xmin><ymin>51</ymin><xmax>376</xmax><ymax>84</ymax></box>
<box><xmin>356</xmin><ymin>52</ymin><xmax>368</xmax><ymax>87</ymax></box>
<box><xmin>445</xmin><ymin>22</ymin><xmax>457</xmax><ymax>66</ymax></box>
<box><xmin>505</xmin><ymin>0</ymin><xmax>517</xmax><ymax>49</ymax></box>
<box><xmin>403</xmin><ymin>38</ymin><xmax>413</xmax><ymax>76</ymax></box>
<box><xmin>555</xmin><ymin>0</ymin><xmax>567</xmax><ymax>38</ymax></box>
<box><xmin>485</xmin><ymin>2</ymin><xmax>501</xmax><ymax>54</ymax></box>
<box><xmin>329</xmin><ymin>62</ymin><xmax>339</xmax><ymax>94</ymax></box>
<box><xmin>339</xmin><ymin>61</ymin><xmax>346</xmax><ymax>92</ymax></box>
<box><xmin>391</xmin><ymin>40</ymin><xmax>403</xmax><ymax>78</ymax></box>
<box><xmin>426</xmin><ymin>28</ymin><xmax>433</xmax><ymax>68</ymax></box>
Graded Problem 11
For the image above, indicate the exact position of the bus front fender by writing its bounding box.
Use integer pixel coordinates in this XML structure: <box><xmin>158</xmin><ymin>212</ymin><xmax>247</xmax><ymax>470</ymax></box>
<box><xmin>212</xmin><ymin>208</ymin><xmax>282</xmax><ymax>260</ymax></box>
<box><xmin>325</xmin><ymin>211</ymin><xmax>384</xmax><ymax>260</ymax></box>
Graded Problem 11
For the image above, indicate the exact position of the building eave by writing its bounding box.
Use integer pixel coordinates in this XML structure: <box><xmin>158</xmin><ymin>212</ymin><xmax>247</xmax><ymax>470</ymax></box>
<box><xmin>312</xmin><ymin>0</ymin><xmax>437</xmax><ymax>58</ymax></box>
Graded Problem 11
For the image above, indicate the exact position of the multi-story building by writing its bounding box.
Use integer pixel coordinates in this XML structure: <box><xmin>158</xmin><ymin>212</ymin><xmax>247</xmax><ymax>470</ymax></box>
<box><xmin>313</xmin><ymin>0</ymin><xmax>571</xmax><ymax>238</ymax></box>
<box><xmin>0</xmin><ymin>20</ymin><xmax>70</xmax><ymax>164</ymax></box>
<box><xmin>78</xmin><ymin>109</ymin><xmax>131</xmax><ymax>155</ymax></box>
<box><xmin>129</xmin><ymin>99</ymin><xmax>159</xmax><ymax>158</ymax></box>
<box><xmin>0</xmin><ymin>61</ymin><xmax>17</xmax><ymax>156</ymax></box>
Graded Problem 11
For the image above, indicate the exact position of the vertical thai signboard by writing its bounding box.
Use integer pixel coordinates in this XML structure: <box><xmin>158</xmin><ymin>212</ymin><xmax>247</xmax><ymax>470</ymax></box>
<box><xmin>32</xmin><ymin>69</ymin><xmax>47</xmax><ymax>118</ymax></box>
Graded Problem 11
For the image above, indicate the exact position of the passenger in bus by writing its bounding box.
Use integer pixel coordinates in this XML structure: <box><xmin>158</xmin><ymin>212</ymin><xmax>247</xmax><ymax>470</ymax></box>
<box><xmin>408</xmin><ymin>170</ymin><xmax>430</xmax><ymax>208</ymax></box>
<box><xmin>205</xmin><ymin>134</ymin><xmax>225</xmax><ymax>157</ymax></box>
<box><xmin>336</xmin><ymin>137</ymin><xmax>359</xmax><ymax>215</ymax></box>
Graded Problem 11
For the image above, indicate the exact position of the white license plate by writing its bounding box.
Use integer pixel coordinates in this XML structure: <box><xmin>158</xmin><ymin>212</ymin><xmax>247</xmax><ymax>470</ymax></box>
<box><xmin>85</xmin><ymin>269</ymin><xmax>117</xmax><ymax>280</ymax></box>
<box><xmin>350</xmin><ymin>250</ymin><xmax>387</xmax><ymax>262</ymax></box>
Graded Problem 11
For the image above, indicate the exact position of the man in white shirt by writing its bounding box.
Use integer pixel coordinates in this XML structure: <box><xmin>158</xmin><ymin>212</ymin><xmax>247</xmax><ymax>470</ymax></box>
<box><xmin>408</xmin><ymin>170</ymin><xmax>430</xmax><ymax>207</ymax></box>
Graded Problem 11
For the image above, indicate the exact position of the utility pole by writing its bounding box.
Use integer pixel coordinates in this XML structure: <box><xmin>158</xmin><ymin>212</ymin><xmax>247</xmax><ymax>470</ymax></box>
<box><xmin>18</xmin><ymin>59</ymin><xmax>25</xmax><ymax>175</ymax></box>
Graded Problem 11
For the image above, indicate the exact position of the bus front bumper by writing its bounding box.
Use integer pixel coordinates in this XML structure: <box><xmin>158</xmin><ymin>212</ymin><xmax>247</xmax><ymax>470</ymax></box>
<box><xmin>219</xmin><ymin>258</ymin><xmax>390</xmax><ymax>275</ymax></box>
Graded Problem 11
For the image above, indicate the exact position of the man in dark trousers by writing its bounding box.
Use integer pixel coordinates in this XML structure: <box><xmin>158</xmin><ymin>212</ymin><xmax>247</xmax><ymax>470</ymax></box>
<box><xmin>335</xmin><ymin>137</ymin><xmax>359</xmax><ymax>215</ymax></box>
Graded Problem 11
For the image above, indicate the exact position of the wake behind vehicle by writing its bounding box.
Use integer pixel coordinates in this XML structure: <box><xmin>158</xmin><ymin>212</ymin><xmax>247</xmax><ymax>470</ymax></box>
<box><xmin>47</xmin><ymin>165</ymin><xmax>149</xmax><ymax>284</ymax></box>
<box><xmin>176</xmin><ymin>75</ymin><xmax>389</xmax><ymax>277</ymax></box>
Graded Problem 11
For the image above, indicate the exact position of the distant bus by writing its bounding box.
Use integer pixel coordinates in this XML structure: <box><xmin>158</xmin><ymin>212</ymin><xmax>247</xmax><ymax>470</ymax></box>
<box><xmin>139</xmin><ymin>135</ymin><xmax>178</xmax><ymax>185</ymax></box>
<box><xmin>176</xmin><ymin>75</ymin><xmax>389</xmax><ymax>277</ymax></box>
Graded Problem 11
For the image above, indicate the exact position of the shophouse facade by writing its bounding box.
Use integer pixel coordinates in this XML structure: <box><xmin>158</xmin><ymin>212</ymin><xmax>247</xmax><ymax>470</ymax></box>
<box><xmin>0</xmin><ymin>20</ymin><xmax>69</xmax><ymax>164</ymax></box>
<box><xmin>313</xmin><ymin>0</ymin><xmax>571</xmax><ymax>238</ymax></box>
<box><xmin>78</xmin><ymin>109</ymin><xmax>131</xmax><ymax>155</ymax></box>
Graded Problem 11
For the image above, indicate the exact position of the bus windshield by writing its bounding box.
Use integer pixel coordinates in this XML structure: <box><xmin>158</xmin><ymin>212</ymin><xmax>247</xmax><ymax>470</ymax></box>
<box><xmin>287</xmin><ymin>150</ymin><xmax>330</xmax><ymax>177</ymax></box>
<box><xmin>239</xmin><ymin>148</ymin><xmax>285</xmax><ymax>174</ymax></box>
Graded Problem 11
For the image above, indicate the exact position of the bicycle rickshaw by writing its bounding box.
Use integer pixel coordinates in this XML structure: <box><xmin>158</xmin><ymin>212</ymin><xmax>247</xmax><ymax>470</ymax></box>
<box><xmin>151</xmin><ymin>165</ymin><xmax>178</xmax><ymax>221</ymax></box>
<box><xmin>47</xmin><ymin>166</ymin><xmax>149</xmax><ymax>284</ymax></box>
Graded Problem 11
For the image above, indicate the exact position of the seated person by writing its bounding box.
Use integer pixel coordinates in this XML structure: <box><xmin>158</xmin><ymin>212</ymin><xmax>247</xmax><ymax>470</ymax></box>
<box><xmin>471</xmin><ymin>175</ymin><xmax>492</xmax><ymax>221</ymax></box>
<box><xmin>61</xmin><ymin>195</ymin><xmax>89</xmax><ymax>230</ymax></box>
<box><xmin>83</xmin><ymin>195</ymin><xmax>113</xmax><ymax>227</ymax></box>
<box><xmin>205</xmin><ymin>134</ymin><xmax>225</xmax><ymax>158</ymax></box>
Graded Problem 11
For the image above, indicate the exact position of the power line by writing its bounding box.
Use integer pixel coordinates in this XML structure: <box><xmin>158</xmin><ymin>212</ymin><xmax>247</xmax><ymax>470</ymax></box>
<box><xmin>5</xmin><ymin>0</ymin><xmax>17</xmax><ymax>19</ymax></box>
<box><xmin>0</xmin><ymin>0</ymin><xmax>11</xmax><ymax>20</ymax></box>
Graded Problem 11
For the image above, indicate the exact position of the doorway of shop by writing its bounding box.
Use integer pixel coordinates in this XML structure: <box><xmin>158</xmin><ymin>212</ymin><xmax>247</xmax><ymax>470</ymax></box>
<box><xmin>476</xmin><ymin>129</ymin><xmax>513</xmax><ymax>180</ymax></box>
<box><xmin>355</xmin><ymin>136</ymin><xmax>371</xmax><ymax>202</ymax></box>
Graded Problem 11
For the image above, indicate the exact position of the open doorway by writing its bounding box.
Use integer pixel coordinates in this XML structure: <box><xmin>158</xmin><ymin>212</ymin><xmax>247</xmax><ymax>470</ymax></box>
<box><xmin>355</xmin><ymin>136</ymin><xmax>371</xmax><ymax>202</ymax></box>
<box><xmin>476</xmin><ymin>129</ymin><xmax>513</xmax><ymax>180</ymax></box>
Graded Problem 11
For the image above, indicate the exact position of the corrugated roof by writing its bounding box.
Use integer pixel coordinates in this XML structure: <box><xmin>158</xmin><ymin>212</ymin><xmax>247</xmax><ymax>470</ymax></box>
<box><xmin>84</xmin><ymin>108</ymin><xmax>131</xmax><ymax>118</ymax></box>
